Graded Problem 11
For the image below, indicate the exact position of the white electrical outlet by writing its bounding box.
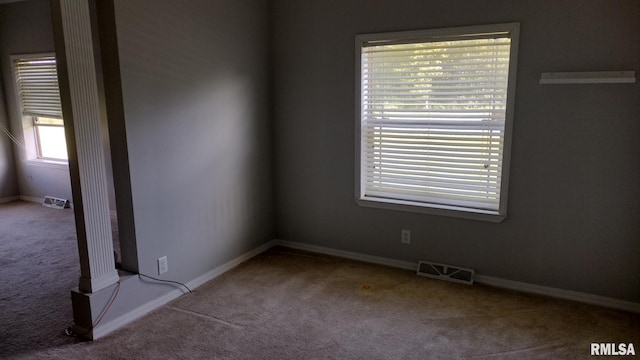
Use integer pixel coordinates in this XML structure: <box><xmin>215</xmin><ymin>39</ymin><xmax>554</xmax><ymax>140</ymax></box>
<box><xmin>401</xmin><ymin>229</ymin><xmax>411</xmax><ymax>244</ymax></box>
<box><xmin>158</xmin><ymin>256</ymin><xmax>168</xmax><ymax>275</ymax></box>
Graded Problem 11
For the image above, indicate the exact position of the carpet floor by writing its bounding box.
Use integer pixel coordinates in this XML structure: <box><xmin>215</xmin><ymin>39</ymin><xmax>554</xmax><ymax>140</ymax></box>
<box><xmin>0</xmin><ymin>201</ymin><xmax>80</xmax><ymax>358</ymax></box>
<box><xmin>0</xmin><ymin>200</ymin><xmax>121</xmax><ymax>359</ymax></box>
<box><xmin>3</xmin><ymin>236</ymin><xmax>639</xmax><ymax>359</ymax></box>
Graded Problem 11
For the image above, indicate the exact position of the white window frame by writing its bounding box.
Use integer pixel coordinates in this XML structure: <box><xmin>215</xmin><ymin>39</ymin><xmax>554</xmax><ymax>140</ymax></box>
<box><xmin>355</xmin><ymin>23</ymin><xmax>519</xmax><ymax>222</ymax></box>
<box><xmin>32</xmin><ymin>116</ymin><xmax>67</xmax><ymax>161</ymax></box>
<box><xmin>12</xmin><ymin>53</ymin><xmax>68</xmax><ymax>165</ymax></box>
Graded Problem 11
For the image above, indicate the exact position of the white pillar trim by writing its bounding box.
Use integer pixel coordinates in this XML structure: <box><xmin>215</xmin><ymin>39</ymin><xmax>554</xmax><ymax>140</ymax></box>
<box><xmin>59</xmin><ymin>0</ymin><xmax>118</xmax><ymax>293</ymax></box>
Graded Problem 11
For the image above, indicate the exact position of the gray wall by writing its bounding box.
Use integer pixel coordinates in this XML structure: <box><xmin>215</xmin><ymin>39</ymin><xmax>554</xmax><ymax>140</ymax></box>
<box><xmin>0</xmin><ymin>0</ymin><xmax>71</xmax><ymax>201</ymax></box>
<box><xmin>271</xmin><ymin>0</ymin><xmax>640</xmax><ymax>302</ymax></box>
<box><xmin>111</xmin><ymin>0</ymin><xmax>273</xmax><ymax>282</ymax></box>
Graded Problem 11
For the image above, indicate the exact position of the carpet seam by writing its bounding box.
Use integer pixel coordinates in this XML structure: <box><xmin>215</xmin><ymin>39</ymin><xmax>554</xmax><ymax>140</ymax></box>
<box><xmin>165</xmin><ymin>305</ymin><xmax>243</xmax><ymax>329</ymax></box>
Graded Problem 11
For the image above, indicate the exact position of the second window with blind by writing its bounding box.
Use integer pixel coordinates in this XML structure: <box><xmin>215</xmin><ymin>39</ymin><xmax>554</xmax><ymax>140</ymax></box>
<box><xmin>13</xmin><ymin>54</ymin><xmax>67</xmax><ymax>162</ymax></box>
<box><xmin>355</xmin><ymin>23</ymin><xmax>519</xmax><ymax>222</ymax></box>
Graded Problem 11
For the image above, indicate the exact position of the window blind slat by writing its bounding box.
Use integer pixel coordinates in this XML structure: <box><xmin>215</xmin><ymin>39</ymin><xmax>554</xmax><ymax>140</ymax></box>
<box><xmin>363</xmin><ymin>58</ymin><xmax>511</xmax><ymax>67</ymax></box>
<box><xmin>368</xmin><ymin>158</ymin><xmax>501</xmax><ymax>170</ymax></box>
<box><xmin>367</xmin><ymin>170</ymin><xmax>498</xmax><ymax>189</ymax></box>
<box><xmin>366</xmin><ymin>139</ymin><xmax>503</xmax><ymax>150</ymax></box>
<box><xmin>367</xmin><ymin>186</ymin><xmax>499</xmax><ymax>204</ymax></box>
<box><xmin>366</xmin><ymin>164</ymin><xmax>502</xmax><ymax>179</ymax></box>
<box><xmin>14</xmin><ymin>56</ymin><xmax>63</xmax><ymax>118</ymax></box>
<box><xmin>366</xmin><ymin>183</ymin><xmax>500</xmax><ymax>199</ymax></box>
<box><xmin>368</xmin><ymin>178</ymin><xmax>501</xmax><ymax>193</ymax></box>
<box><xmin>363</xmin><ymin>39</ymin><xmax>511</xmax><ymax>54</ymax></box>
<box><xmin>364</xmin><ymin>191</ymin><xmax>498</xmax><ymax>210</ymax></box>
<box><xmin>364</xmin><ymin>121</ymin><xmax>504</xmax><ymax>129</ymax></box>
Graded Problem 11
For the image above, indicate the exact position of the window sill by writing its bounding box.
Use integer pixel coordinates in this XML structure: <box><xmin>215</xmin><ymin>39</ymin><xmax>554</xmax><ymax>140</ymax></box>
<box><xmin>356</xmin><ymin>197</ymin><xmax>507</xmax><ymax>223</ymax></box>
<box><xmin>26</xmin><ymin>159</ymin><xmax>69</xmax><ymax>169</ymax></box>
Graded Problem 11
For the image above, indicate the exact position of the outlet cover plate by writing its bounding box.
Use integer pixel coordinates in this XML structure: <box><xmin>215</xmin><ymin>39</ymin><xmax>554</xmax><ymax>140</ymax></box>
<box><xmin>158</xmin><ymin>256</ymin><xmax>168</xmax><ymax>275</ymax></box>
<box><xmin>401</xmin><ymin>229</ymin><xmax>411</xmax><ymax>244</ymax></box>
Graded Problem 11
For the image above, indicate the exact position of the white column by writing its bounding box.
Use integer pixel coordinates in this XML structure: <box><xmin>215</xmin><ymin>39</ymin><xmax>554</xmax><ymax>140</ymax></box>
<box><xmin>58</xmin><ymin>0</ymin><xmax>119</xmax><ymax>293</ymax></box>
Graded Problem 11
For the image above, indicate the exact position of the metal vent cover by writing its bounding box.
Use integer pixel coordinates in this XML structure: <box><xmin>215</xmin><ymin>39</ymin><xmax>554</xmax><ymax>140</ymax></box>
<box><xmin>42</xmin><ymin>196</ymin><xmax>69</xmax><ymax>209</ymax></box>
<box><xmin>417</xmin><ymin>260</ymin><xmax>475</xmax><ymax>285</ymax></box>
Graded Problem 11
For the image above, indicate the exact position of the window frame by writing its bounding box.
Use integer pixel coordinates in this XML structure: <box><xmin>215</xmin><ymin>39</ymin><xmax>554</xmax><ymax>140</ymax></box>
<box><xmin>33</xmin><ymin>116</ymin><xmax>68</xmax><ymax>161</ymax></box>
<box><xmin>11</xmin><ymin>53</ymin><xmax>68</xmax><ymax>165</ymax></box>
<box><xmin>354</xmin><ymin>23</ymin><xmax>520</xmax><ymax>222</ymax></box>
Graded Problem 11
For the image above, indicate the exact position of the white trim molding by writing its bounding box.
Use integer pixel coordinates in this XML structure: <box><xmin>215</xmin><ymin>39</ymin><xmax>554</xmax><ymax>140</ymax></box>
<box><xmin>19</xmin><ymin>195</ymin><xmax>42</xmax><ymax>203</ymax></box>
<box><xmin>475</xmin><ymin>275</ymin><xmax>640</xmax><ymax>314</ymax></box>
<box><xmin>0</xmin><ymin>196</ymin><xmax>19</xmax><ymax>204</ymax></box>
<box><xmin>186</xmin><ymin>240</ymin><xmax>277</xmax><ymax>290</ymax></box>
<box><xmin>59</xmin><ymin>0</ymin><xmax>118</xmax><ymax>294</ymax></box>
<box><xmin>277</xmin><ymin>239</ymin><xmax>416</xmax><ymax>271</ymax></box>
<box><xmin>72</xmin><ymin>273</ymin><xmax>184</xmax><ymax>340</ymax></box>
<box><xmin>274</xmin><ymin>239</ymin><xmax>640</xmax><ymax>314</ymax></box>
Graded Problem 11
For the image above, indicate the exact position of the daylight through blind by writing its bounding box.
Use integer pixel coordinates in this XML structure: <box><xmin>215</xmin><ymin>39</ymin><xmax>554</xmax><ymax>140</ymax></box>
<box><xmin>361</xmin><ymin>36</ymin><xmax>511</xmax><ymax>211</ymax></box>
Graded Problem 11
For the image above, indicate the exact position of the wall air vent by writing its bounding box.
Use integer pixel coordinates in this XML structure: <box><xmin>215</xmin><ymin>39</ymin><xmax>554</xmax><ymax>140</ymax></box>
<box><xmin>42</xmin><ymin>196</ymin><xmax>70</xmax><ymax>209</ymax></box>
<box><xmin>417</xmin><ymin>260</ymin><xmax>475</xmax><ymax>285</ymax></box>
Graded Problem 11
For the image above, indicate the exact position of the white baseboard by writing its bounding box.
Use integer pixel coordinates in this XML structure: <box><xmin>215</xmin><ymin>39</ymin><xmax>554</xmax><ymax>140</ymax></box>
<box><xmin>274</xmin><ymin>239</ymin><xmax>640</xmax><ymax>314</ymax></box>
<box><xmin>91</xmin><ymin>239</ymin><xmax>278</xmax><ymax>340</ymax></box>
<box><xmin>187</xmin><ymin>240</ymin><xmax>278</xmax><ymax>290</ymax></box>
<box><xmin>0</xmin><ymin>196</ymin><xmax>19</xmax><ymax>204</ymax></box>
<box><xmin>19</xmin><ymin>195</ymin><xmax>42</xmax><ymax>203</ymax></box>
<box><xmin>91</xmin><ymin>283</ymin><xmax>183</xmax><ymax>340</ymax></box>
<box><xmin>276</xmin><ymin>239</ymin><xmax>417</xmax><ymax>271</ymax></box>
<box><xmin>475</xmin><ymin>275</ymin><xmax>640</xmax><ymax>314</ymax></box>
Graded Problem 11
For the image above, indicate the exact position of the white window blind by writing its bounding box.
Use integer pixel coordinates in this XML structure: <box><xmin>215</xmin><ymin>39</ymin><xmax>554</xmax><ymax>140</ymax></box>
<box><xmin>14</xmin><ymin>56</ymin><xmax>63</xmax><ymax>119</ymax></box>
<box><xmin>358</xmin><ymin>25</ymin><xmax>518</xmax><ymax>217</ymax></box>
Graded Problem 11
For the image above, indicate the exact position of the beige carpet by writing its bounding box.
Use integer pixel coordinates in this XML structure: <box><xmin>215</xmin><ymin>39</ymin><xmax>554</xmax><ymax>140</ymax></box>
<box><xmin>0</xmin><ymin>201</ymin><xmax>80</xmax><ymax>357</ymax></box>
<box><xmin>0</xmin><ymin>200</ymin><xmax>120</xmax><ymax>359</ymax></box>
<box><xmin>6</xmin><ymin>245</ymin><xmax>639</xmax><ymax>359</ymax></box>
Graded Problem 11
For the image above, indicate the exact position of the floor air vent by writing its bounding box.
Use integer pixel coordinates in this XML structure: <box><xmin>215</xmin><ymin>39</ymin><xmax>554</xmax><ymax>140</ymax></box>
<box><xmin>42</xmin><ymin>196</ymin><xmax>70</xmax><ymax>209</ymax></box>
<box><xmin>417</xmin><ymin>260</ymin><xmax>475</xmax><ymax>285</ymax></box>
